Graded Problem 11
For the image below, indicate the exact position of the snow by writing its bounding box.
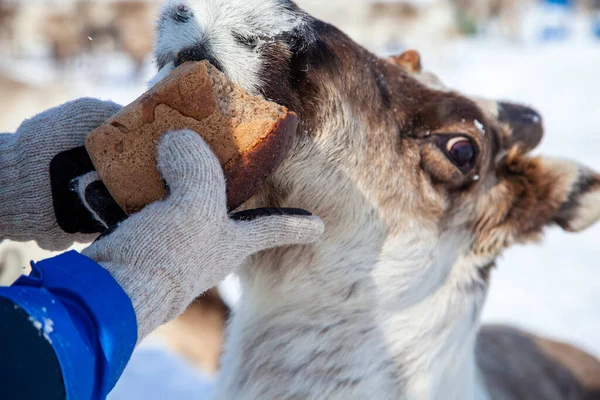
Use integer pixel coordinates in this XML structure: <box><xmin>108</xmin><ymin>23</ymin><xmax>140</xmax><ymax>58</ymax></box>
<box><xmin>27</xmin><ymin>315</ymin><xmax>54</xmax><ymax>344</ymax></box>
<box><xmin>43</xmin><ymin>317</ymin><xmax>54</xmax><ymax>335</ymax></box>
<box><xmin>474</xmin><ymin>119</ymin><xmax>485</xmax><ymax>135</ymax></box>
<box><xmin>28</xmin><ymin>316</ymin><xmax>42</xmax><ymax>331</ymax></box>
<box><xmin>108</xmin><ymin>338</ymin><xmax>215</xmax><ymax>400</ymax></box>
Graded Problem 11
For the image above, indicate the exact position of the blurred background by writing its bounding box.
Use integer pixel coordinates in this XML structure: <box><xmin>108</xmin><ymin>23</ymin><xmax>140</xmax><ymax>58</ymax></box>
<box><xmin>0</xmin><ymin>0</ymin><xmax>599</xmax><ymax>398</ymax></box>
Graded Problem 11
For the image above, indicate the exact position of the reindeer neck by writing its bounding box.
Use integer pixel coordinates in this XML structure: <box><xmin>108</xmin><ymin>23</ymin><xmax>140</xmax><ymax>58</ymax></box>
<box><xmin>215</xmin><ymin>234</ymin><xmax>490</xmax><ymax>400</ymax></box>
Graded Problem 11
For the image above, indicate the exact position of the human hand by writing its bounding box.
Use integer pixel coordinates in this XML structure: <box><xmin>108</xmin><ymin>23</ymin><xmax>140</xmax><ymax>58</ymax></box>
<box><xmin>82</xmin><ymin>130</ymin><xmax>324</xmax><ymax>340</ymax></box>
<box><xmin>0</xmin><ymin>98</ymin><xmax>122</xmax><ymax>250</ymax></box>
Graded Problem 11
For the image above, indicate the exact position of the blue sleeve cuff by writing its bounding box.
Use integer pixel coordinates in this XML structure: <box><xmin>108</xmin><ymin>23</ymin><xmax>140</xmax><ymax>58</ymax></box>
<box><xmin>0</xmin><ymin>250</ymin><xmax>137</xmax><ymax>399</ymax></box>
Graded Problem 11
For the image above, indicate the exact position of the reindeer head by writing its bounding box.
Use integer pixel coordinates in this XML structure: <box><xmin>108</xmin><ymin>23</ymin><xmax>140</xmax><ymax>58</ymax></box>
<box><xmin>154</xmin><ymin>0</ymin><xmax>600</xmax><ymax>305</ymax></box>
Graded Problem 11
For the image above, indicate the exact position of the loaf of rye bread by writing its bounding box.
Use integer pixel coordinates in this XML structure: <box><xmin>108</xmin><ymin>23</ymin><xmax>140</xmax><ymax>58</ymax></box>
<box><xmin>85</xmin><ymin>61</ymin><xmax>298</xmax><ymax>214</ymax></box>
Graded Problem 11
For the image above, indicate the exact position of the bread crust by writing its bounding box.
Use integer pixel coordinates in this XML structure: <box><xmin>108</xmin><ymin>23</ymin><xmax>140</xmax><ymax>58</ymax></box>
<box><xmin>223</xmin><ymin>113</ymin><xmax>297</xmax><ymax>210</ymax></box>
<box><xmin>85</xmin><ymin>61</ymin><xmax>298</xmax><ymax>213</ymax></box>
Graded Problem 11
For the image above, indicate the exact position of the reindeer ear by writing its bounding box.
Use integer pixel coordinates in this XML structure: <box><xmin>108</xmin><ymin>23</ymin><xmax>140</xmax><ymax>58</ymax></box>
<box><xmin>388</xmin><ymin>50</ymin><xmax>422</xmax><ymax>73</ymax></box>
<box><xmin>497</xmin><ymin>102</ymin><xmax>544</xmax><ymax>152</ymax></box>
<box><xmin>551</xmin><ymin>162</ymin><xmax>600</xmax><ymax>232</ymax></box>
<box><xmin>504</xmin><ymin>155</ymin><xmax>600</xmax><ymax>237</ymax></box>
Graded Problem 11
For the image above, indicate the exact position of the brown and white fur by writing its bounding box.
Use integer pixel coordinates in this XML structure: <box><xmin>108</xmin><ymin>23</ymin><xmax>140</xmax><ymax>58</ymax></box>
<box><xmin>392</xmin><ymin>50</ymin><xmax>600</xmax><ymax>399</ymax></box>
<box><xmin>152</xmin><ymin>1</ymin><xmax>600</xmax><ymax>399</ymax></box>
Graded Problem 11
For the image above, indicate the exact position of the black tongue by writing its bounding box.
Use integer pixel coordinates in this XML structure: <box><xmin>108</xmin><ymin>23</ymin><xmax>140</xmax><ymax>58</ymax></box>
<box><xmin>50</xmin><ymin>146</ymin><xmax>126</xmax><ymax>234</ymax></box>
<box><xmin>83</xmin><ymin>180</ymin><xmax>128</xmax><ymax>228</ymax></box>
<box><xmin>230</xmin><ymin>208</ymin><xmax>312</xmax><ymax>222</ymax></box>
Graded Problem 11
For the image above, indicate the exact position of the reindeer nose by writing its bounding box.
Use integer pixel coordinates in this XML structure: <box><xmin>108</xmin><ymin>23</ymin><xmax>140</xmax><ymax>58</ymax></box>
<box><xmin>498</xmin><ymin>102</ymin><xmax>544</xmax><ymax>152</ymax></box>
<box><xmin>175</xmin><ymin>45</ymin><xmax>224</xmax><ymax>73</ymax></box>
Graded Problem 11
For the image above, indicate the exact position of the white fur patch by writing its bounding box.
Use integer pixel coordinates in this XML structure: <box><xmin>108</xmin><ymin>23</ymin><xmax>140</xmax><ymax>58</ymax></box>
<box><xmin>153</xmin><ymin>0</ymin><xmax>305</xmax><ymax>93</ymax></box>
<box><xmin>566</xmin><ymin>188</ymin><xmax>600</xmax><ymax>232</ymax></box>
<box><xmin>149</xmin><ymin>61</ymin><xmax>176</xmax><ymax>88</ymax></box>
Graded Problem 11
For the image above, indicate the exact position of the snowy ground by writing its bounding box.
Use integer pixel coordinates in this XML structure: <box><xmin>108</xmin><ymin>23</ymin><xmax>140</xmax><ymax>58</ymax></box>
<box><xmin>0</xmin><ymin>5</ymin><xmax>598</xmax><ymax>399</ymax></box>
<box><xmin>108</xmin><ymin>337</ymin><xmax>215</xmax><ymax>400</ymax></box>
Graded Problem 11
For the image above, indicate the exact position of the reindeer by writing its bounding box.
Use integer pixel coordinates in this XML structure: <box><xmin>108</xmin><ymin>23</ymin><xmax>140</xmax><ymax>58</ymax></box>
<box><xmin>155</xmin><ymin>49</ymin><xmax>552</xmax><ymax>381</ymax></box>
<box><xmin>152</xmin><ymin>1</ymin><xmax>600</xmax><ymax>398</ymax></box>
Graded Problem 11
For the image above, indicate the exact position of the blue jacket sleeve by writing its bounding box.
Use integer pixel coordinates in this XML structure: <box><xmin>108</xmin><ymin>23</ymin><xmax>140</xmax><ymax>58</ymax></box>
<box><xmin>0</xmin><ymin>250</ymin><xmax>138</xmax><ymax>400</ymax></box>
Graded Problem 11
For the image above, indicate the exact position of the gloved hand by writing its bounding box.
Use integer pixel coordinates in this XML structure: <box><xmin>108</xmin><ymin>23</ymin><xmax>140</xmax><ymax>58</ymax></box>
<box><xmin>82</xmin><ymin>130</ymin><xmax>324</xmax><ymax>341</ymax></box>
<box><xmin>0</xmin><ymin>98</ymin><xmax>122</xmax><ymax>250</ymax></box>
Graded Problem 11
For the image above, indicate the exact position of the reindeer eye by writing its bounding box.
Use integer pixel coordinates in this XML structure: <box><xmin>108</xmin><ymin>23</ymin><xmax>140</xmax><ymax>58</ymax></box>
<box><xmin>441</xmin><ymin>136</ymin><xmax>477</xmax><ymax>172</ymax></box>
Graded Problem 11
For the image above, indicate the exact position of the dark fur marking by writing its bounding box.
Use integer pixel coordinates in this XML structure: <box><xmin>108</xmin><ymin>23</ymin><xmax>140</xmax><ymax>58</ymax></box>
<box><xmin>257</xmin><ymin>19</ymin><xmax>343</xmax><ymax>119</ymax></box>
<box><xmin>278</xmin><ymin>0</ymin><xmax>305</xmax><ymax>14</ymax></box>
<box><xmin>372</xmin><ymin>65</ymin><xmax>392</xmax><ymax>109</ymax></box>
<box><xmin>477</xmin><ymin>326</ymin><xmax>594</xmax><ymax>400</ymax></box>
<box><xmin>156</xmin><ymin>52</ymin><xmax>172</xmax><ymax>70</ymax></box>
<box><xmin>232</xmin><ymin>31</ymin><xmax>260</xmax><ymax>50</ymax></box>
<box><xmin>170</xmin><ymin>4</ymin><xmax>193</xmax><ymax>23</ymax></box>
<box><xmin>555</xmin><ymin>172</ymin><xmax>600</xmax><ymax>229</ymax></box>
<box><xmin>344</xmin><ymin>282</ymin><xmax>359</xmax><ymax>301</ymax></box>
<box><xmin>478</xmin><ymin>261</ymin><xmax>496</xmax><ymax>282</ymax></box>
<box><xmin>416</xmin><ymin>95</ymin><xmax>488</xmax><ymax>133</ymax></box>
<box><xmin>585</xmin><ymin>390</ymin><xmax>600</xmax><ymax>400</ymax></box>
<box><xmin>175</xmin><ymin>43</ymin><xmax>224</xmax><ymax>72</ymax></box>
<box><xmin>258</xmin><ymin>14</ymin><xmax>491</xmax><ymax>145</ymax></box>
<box><xmin>489</xmin><ymin>125</ymin><xmax>504</xmax><ymax>157</ymax></box>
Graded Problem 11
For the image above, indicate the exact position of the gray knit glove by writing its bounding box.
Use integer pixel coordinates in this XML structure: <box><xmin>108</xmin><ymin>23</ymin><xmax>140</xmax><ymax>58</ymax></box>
<box><xmin>82</xmin><ymin>130</ymin><xmax>324</xmax><ymax>341</ymax></box>
<box><xmin>0</xmin><ymin>98</ymin><xmax>122</xmax><ymax>250</ymax></box>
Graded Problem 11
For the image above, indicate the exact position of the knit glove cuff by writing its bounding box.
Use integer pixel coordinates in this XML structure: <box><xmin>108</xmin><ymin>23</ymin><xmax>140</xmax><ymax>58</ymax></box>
<box><xmin>0</xmin><ymin>98</ymin><xmax>122</xmax><ymax>250</ymax></box>
<box><xmin>0</xmin><ymin>133</ymin><xmax>23</xmax><ymax>236</ymax></box>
